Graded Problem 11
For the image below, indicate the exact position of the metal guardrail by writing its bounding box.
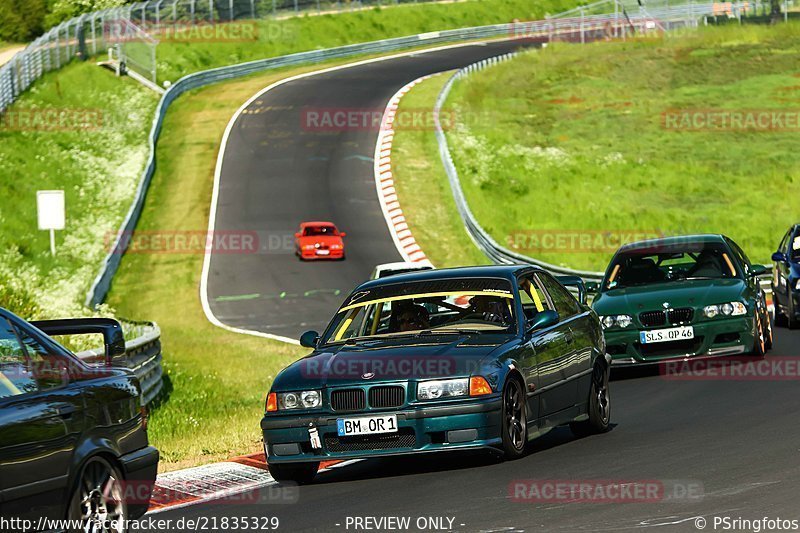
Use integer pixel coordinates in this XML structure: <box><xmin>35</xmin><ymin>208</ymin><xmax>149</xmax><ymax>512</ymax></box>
<box><xmin>76</xmin><ymin>321</ymin><xmax>164</xmax><ymax>405</ymax></box>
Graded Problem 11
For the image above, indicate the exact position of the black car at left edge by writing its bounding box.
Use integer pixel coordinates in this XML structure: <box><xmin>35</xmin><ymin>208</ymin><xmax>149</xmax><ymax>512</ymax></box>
<box><xmin>261</xmin><ymin>265</ymin><xmax>610</xmax><ymax>484</ymax></box>
<box><xmin>0</xmin><ymin>308</ymin><xmax>159</xmax><ymax>530</ymax></box>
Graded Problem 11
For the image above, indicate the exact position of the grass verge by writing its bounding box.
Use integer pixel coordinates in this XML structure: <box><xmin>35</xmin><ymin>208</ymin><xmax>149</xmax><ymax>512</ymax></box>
<box><xmin>0</xmin><ymin>63</ymin><xmax>158</xmax><ymax>320</ymax></box>
<box><xmin>390</xmin><ymin>72</ymin><xmax>490</xmax><ymax>267</ymax></box>
<box><xmin>442</xmin><ymin>23</ymin><xmax>800</xmax><ymax>271</ymax></box>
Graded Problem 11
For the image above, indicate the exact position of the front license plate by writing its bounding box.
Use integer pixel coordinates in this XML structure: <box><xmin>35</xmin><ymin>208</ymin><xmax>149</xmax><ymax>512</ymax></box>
<box><xmin>640</xmin><ymin>326</ymin><xmax>694</xmax><ymax>344</ymax></box>
<box><xmin>316</xmin><ymin>249</ymin><xmax>330</xmax><ymax>256</ymax></box>
<box><xmin>336</xmin><ymin>415</ymin><xmax>398</xmax><ymax>436</ymax></box>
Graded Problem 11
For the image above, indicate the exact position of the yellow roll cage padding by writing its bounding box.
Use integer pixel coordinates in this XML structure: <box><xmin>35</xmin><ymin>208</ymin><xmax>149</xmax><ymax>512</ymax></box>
<box><xmin>338</xmin><ymin>291</ymin><xmax>513</xmax><ymax>313</ymax></box>
<box><xmin>607</xmin><ymin>264</ymin><xmax>621</xmax><ymax>287</ymax></box>
<box><xmin>722</xmin><ymin>253</ymin><xmax>737</xmax><ymax>277</ymax></box>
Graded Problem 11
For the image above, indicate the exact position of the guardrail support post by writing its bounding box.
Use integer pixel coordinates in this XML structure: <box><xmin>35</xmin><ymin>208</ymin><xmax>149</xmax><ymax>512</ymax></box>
<box><xmin>580</xmin><ymin>6</ymin><xmax>585</xmax><ymax>44</ymax></box>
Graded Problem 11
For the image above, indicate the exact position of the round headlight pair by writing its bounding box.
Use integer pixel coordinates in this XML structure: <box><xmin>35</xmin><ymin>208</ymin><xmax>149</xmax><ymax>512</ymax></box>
<box><xmin>703</xmin><ymin>302</ymin><xmax>747</xmax><ymax>318</ymax></box>
<box><xmin>600</xmin><ymin>315</ymin><xmax>632</xmax><ymax>329</ymax></box>
<box><xmin>278</xmin><ymin>390</ymin><xmax>321</xmax><ymax>410</ymax></box>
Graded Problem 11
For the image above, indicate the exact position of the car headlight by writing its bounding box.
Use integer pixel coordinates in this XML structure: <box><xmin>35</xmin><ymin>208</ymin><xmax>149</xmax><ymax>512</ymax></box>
<box><xmin>417</xmin><ymin>378</ymin><xmax>468</xmax><ymax>400</ymax></box>
<box><xmin>330</xmin><ymin>244</ymin><xmax>342</xmax><ymax>250</ymax></box>
<box><xmin>599</xmin><ymin>315</ymin><xmax>632</xmax><ymax>329</ymax></box>
<box><xmin>276</xmin><ymin>390</ymin><xmax>321</xmax><ymax>410</ymax></box>
<box><xmin>302</xmin><ymin>244</ymin><xmax>315</xmax><ymax>250</ymax></box>
<box><xmin>703</xmin><ymin>302</ymin><xmax>747</xmax><ymax>318</ymax></box>
<box><xmin>795</xmin><ymin>279</ymin><xmax>800</xmax><ymax>291</ymax></box>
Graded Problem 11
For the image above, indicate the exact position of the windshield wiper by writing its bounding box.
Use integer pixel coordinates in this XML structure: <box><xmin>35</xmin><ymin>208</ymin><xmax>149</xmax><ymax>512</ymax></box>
<box><xmin>418</xmin><ymin>328</ymin><xmax>485</xmax><ymax>336</ymax></box>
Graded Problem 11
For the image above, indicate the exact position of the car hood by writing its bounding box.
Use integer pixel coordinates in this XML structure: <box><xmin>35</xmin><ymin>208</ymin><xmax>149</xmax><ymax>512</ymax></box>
<box><xmin>273</xmin><ymin>334</ymin><xmax>512</xmax><ymax>389</ymax></box>
<box><xmin>298</xmin><ymin>235</ymin><xmax>343</xmax><ymax>247</ymax></box>
<box><xmin>593</xmin><ymin>278</ymin><xmax>747</xmax><ymax>315</ymax></box>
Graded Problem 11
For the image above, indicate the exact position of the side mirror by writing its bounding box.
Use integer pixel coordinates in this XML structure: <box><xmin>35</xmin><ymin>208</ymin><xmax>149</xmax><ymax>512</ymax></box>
<box><xmin>527</xmin><ymin>310</ymin><xmax>559</xmax><ymax>332</ymax></box>
<box><xmin>772</xmin><ymin>252</ymin><xmax>787</xmax><ymax>263</ymax></box>
<box><xmin>299</xmin><ymin>330</ymin><xmax>320</xmax><ymax>348</ymax></box>
<box><xmin>340</xmin><ymin>232</ymin><xmax>347</xmax><ymax>237</ymax></box>
<box><xmin>750</xmin><ymin>264</ymin><xmax>767</xmax><ymax>277</ymax></box>
<box><xmin>294</xmin><ymin>232</ymin><xmax>301</xmax><ymax>238</ymax></box>
<box><xmin>585</xmin><ymin>281</ymin><xmax>600</xmax><ymax>293</ymax></box>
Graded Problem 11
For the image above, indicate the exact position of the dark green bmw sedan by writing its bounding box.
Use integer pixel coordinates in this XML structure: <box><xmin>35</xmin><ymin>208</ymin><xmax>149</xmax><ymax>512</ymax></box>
<box><xmin>591</xmin><ymin>235</ymin><xmax>772</xmax><ymax>366</ymax></box>
<box><xmin>261</xmin><ymin>266</ymin><xmax>610</xmax><ymax>483</ymax></box>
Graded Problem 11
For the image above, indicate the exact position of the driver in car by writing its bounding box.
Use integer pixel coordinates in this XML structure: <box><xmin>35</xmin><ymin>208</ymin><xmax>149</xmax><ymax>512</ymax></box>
<box><xmin>391</xmin><ymin>302</ymin><xmax>431</xmax><ymax>332</ymax></box>
<box><xmin>463</xmin><ymin>295</ymin><xmax>512</xmax><ymax>324</ymax></box>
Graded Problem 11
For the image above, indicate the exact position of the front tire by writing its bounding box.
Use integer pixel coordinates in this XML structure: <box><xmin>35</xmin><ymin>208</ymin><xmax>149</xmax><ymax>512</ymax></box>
<box><xmin>500</xmin><ymin>377</ymin><xmax>528</xmax><ymax>460</ymax></box>
<box><xmin>68</xmin><ymin>456</ymin><xmax>128</xmax><ymax>533</ymax></box>
<box><xmin>570</xmin><ymin>363</ymin><xmax>611</xmax><ymax>438</ymax></box>
<box><xmin>750</xmin><ymin>311</ymin><xmax>766</xmax><ymax>357</ymax></box>
<box><xmin>268</xmin><ymin>462</ymin><xmax>318</xmax><ymax>484</ymax></box>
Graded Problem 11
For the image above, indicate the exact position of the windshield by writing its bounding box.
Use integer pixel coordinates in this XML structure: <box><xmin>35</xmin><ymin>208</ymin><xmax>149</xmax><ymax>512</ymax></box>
<box><xmin>320</xmin><ymin>278</ymin><xmax>517</xmax><ymax>344</ymax></box>
<box><xmin>304</xmin><ymin>225</ymin><xmax>337</xmax><ymax>236</ymax></box>
<box><xmin>604</xmin><ymin>242</ymin><xmax>740</xmax><ymax>290</ymax></box>
<box><xmin>792</xmin><ymin>234</ymin><xmax>800</xmax><ymax>262</ymax></box>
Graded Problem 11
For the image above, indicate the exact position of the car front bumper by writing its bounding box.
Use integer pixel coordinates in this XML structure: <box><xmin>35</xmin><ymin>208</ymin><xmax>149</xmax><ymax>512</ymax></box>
<box><xmin>604</xmin><ymin>316</ymin><xmax>755</xmax><ymax>366</ymax></box>
<box><xmin>261</xmin><ymin>396</ymin><xmax>502</xmax><ymax>463</ymax></box>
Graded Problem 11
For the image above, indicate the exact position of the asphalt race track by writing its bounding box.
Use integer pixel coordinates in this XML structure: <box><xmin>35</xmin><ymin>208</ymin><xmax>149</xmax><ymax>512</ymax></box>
<box><xmin>154</xmin><ymin>332</ymin><xmax>800</xmax><ymax>532</ymax></box>
<box><xmin>205</xmin><ymin>40</ymin><xmax>537</xmax><ymax>339</ymax></box>
<box><xmin>177</xmin><ymin>41</ymin><xmax>800</xmax><ymax>532</ymax></box>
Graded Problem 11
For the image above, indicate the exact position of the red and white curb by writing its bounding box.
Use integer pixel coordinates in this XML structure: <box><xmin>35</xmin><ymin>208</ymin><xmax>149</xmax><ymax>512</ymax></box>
<box><xmin>373</xmin><ymin>75</ymin><xmax>437</xmax><ymax>267</ymax></box>
<box><xmin>147</xmin><ymin>454</ymin><xmax>352</xmax><ymax>513</ymax></box>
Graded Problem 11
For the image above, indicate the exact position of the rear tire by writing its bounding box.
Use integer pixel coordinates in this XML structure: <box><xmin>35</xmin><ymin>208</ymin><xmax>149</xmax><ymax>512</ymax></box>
<box><xmin>67</xmin><ymin>456</ymin><xmax>128</xmax><ymax>533</ymax></box>
<box><xmin>763</xmin><ymin>306</ymin><xmax>774</xmax><ymax>351</ymax></box>
<box><xmin>500</xmin><ymin>377</ymin><xmax>528</xmax><ymax>460</ymax></box>
<box><xmin>268</xmin><ymin>462</ymin><xmax>318</xmax><ymax>484</ymax></box>
<box><xmin>570</xmin><ymin>363</ymin><xmax>611</xmax><ymax>438</ymax></box>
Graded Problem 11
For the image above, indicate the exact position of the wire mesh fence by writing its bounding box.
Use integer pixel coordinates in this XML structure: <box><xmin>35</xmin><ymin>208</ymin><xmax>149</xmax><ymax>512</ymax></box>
<box><xmin>2</xmin><ymin>0</ymin><xmax>799</xmax><ymax>115</ymax></box>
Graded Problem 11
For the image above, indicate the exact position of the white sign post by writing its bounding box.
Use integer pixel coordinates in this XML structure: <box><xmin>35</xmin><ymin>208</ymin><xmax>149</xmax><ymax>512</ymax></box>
<box><xmin>36</xmin><ymin>190</ymin><xmax>65</xmax><ymax>256</ymax></box>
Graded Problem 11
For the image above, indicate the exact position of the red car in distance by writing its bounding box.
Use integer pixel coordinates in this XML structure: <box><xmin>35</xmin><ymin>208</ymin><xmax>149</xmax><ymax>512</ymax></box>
<box><xmin>295</xmin><ymin>221</ymin><xmax>346</xmax><ymax>260</ymax></box>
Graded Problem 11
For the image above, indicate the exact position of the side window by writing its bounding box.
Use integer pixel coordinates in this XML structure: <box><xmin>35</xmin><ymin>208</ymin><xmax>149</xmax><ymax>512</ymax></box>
<box><xmin>518</xmin><ymin>275</ymin><xmax>552</xmax><ymax>320</ymax></box>
<box><xmin>0</xmin><ymin>319</ymin><xmax>37</xmax><ymax>398</ymax></box>
<box><xmin>537</xmin><ymin>273</ymin><xmax>581</xmax><ymax>319</ymax></box>
<box><xmin>779</xmin><ymin>230</ymin><xmax>790</xmax><ymax>254</ymax></box>
<box><xmin>726</xmin><ymin>240</ymin><xmax>750</xmax><ymax>275</ymax></box>
<box><xmin>14</xmin><ymin>325</ymin><xmax>71</xmax><ymax>391</ymax></box>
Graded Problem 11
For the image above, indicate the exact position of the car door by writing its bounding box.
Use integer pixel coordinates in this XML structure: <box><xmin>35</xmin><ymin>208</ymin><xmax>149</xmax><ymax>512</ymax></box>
<box><xmin>0</xmin><ymin>315</ymin><xmax>85</xmax><ymax>522</ymax></box>
<box><xmin>773</xmin><ymin>229</ymin><xmax>792</xmax><ymax>310</ymax></box>
<box><xmin>536</xmin><ymin>272</ymin><xmax>594</xmax><ymax>402</ymax></box>
<box><xmin>517</xmin><ymin>273</ymin><xmax>575</xmax><ymax>422</ymax></box>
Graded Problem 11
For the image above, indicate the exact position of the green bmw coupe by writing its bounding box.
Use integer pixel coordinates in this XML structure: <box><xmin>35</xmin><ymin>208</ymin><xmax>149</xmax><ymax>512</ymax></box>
<box><xmin>591</xmin><ymin>235</ymin><xmax>773</xmax><ymax>365</ymax></box>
